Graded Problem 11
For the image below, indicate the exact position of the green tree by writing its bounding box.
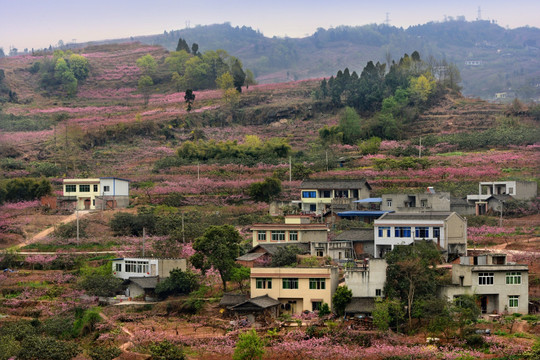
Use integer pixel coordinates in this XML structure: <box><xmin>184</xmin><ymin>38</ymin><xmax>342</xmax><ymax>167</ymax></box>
<box><xmin>332</xmin><ymin>286</ymin><xmax>352</xmax><ymax>317</ymax></box>
<box><xmin>68</xmin><ymin>54</ymin><xmax>89</xmax><ymax>81</ymax></box>
<box><xmin>138</xmin><ymin>75</ymin><xmax>153</xmax><ymax>107</ymax></box>
<box><xmin>155</xmin><ymin>269</ymin><xmax>199</xmax><ymax>299</ymax></box>
<box><xmin>245</xmin><ymin>69</ymin><xmax>256</xmax><ymax>89</ymax></box>
<box><xmin>230</xmin><ymin>266</ymin><xmax>251</xmax><ymax>292</ymax></box>
<box><xmin>184</xmin><ymin>89</ymin><xmax>195</xmax><ymax>111</ymax></box>
<box><xmin>233</xmin><ymin>330</ymin><xmax>265</xmax><ymax>360</ymax></box>
<box><xmin>248</xmin><ymin>177</ymin><xmax>282</xmax><ymax>203</ymax></box>
<box><xmin>270</xmin><ymin>245</ymin><xmax>303</xmax><ymax>267</ymax></box>
<box><xmin>231</xmin><ymin>58</ymin><xmax>246</xmax><ymax>92</ymax></box>
<box><xmin>190</xmin><ymin>225</ymin><xmax>243</xmax><ymax>291</ymax></box>
<box><xmin>165</xmin><ymin>50</ymin><xmax>191</xmax><ymax>75</ymax></box>
<box><xmin>176</xmin><ymin>38</ymin><xmax>191</xmax><ymax>53</ymax></box>
<box><xmin>136</xmin><ymin>54</ymin><xmax>157</xmax><ymax>78</ymax></box>
<box><xmin>54</xmin><ymin>58</ymin><xmax>77</xmax><ymax>97</ymax></box>
<box><xmin>216</xmin><ymin>72</ymin><xmax>235</xmax><ymax>90</ymax></box>
<box><xmin>384</xmin><ymin>241</ymin><xmax>442</xmax><ymax>329</ymax></box>
<box><xmin>339</xmin><ymin>107</ymin><xmax>363</xmax><ymax>144</ymax></box>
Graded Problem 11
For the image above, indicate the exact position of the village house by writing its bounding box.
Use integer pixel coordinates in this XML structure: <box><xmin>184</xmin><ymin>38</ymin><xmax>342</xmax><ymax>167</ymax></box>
<box><xmin>111</xmin><ymin>257</ymin><xmax>186</xmax><ymax>300</ymax></box>
<box><xmin>250</xmin><ymin>215</ymin><xmax>328</xmax><ymax>247</ymax></box>
<box><xmin>343</xmin><ymin>259</ymin><xmax>388</xmax><ymax>317</ymax></box>
<box><xmin>467</xmin><ymin>180</ymin><xmax>538</xmax><ymax>215</ymax></box>
<box><xmin>297</xmin><ymin>179</ymin><xmax>372</xmax><ymax>215</ymax></box>
<box><xmin>312</xmin><ymin>228</ymin><xmax>374</xmax><ymax>262</ymax></box>
<box><xmin>236</xmin><ymin>243</ymin><xmax>310</xmax><ymax>268</ymax></box>
<box><xmin>373</xmin><ymin>212</ymin><xmax>467</xmax><ymax>260</ymax></box>
<box><xmin>61</xmin><ymin>177</ymin><xmax>130</xmax><ymax>210</ymax></box>
<box><xmin>250</xmin><ymin>266</ymin><xmax>339</xmax><ymax>314</ymax></box>
<box><xmin>439</xmin><ymin>253</ymin><xmax>529</xmax><ymax>315</ymax></box>
<box><xmin>380</xmin><ymin>190</ymin><xmax>451</xmax><ymax>213</ymax></box>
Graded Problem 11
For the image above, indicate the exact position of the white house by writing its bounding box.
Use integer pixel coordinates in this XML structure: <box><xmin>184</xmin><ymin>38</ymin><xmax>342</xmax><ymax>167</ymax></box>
<box><xmin>298</xmin><ymin>179</ymin><xmax>372</xmax><ymax>215</ymax></box>
<box><xmin>373</xmin><ymin>212</ymin><xmax>467</xmax><ymax>260</ymax></box>
<box><xmin>111</xmin><ymin>257</ymin><xmax>186</xmax><ymax>280</ymax></box>
<box><xmin>62</xmin><ymin>177</ymin><xmax>130</xmax><ymax>210</ymax></box>
<box><xmin>439</xmin><ymin>254</ymin><xmax>529</xmax><ymax>315</ymax></box>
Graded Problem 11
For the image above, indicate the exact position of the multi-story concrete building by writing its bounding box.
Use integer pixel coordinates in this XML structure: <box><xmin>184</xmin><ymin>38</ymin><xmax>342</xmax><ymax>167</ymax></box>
<box><xmin>111</xmin><ymin>257</ymin><xmax>186</xmax><ymax>280</ymax></box>
<box><xmin>380</xmin><ymin>191</ymin><xmax>451</xmax><ymax>213</ymax></box>
<box><xmin>250</xmin><ymin>267</ymin><xmax>339</xmax><ymax>314</ymax></box>
<box><xmin>298</xmin><ymin>179</ymin><xmax>371</xmax><ymax>215</ymax></box>
<box><xmin>250</xmin><ymin>215</ymin><xmax>328</xmax><ymax>247</ymax></box>
<box><xmin>373</xmin><ymin>212</ymin><xmax>467</xmax><ymax>259</ymax></box>
<box><xmin>439</xmin><ymin>254</ymin><xmax>529</xmax><ymax>315</ymax></box>
<box><xmin>62</xmin><ymin>177</ymin><xmax>130</xmax><ymax>210</ymax></box>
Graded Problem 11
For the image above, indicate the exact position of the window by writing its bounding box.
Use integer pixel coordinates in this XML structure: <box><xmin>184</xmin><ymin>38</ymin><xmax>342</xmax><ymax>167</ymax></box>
<box><xmin>124</xmin><ymin>260</ymin><xmax>149</xmax><ymax>274</ymax></box>
<box><xmin>79</xmin><ymin>185</ymin><xmax>90</xmax><ymax>192</ymax></box>
<box><xmin>352</xmin><ymin>189</ymin><xmax>359</xmax><ymax>198</ymax></box>
<box><xmin>508</xmin><ymin>187</ymin><xmax>514</xmax><ymax>195</ymax></box>
<box><xmin>508</xmin><ymin>296</ymin><xmax>519</xmax><ymax>308</ymax></box>
<box><xmin>271</xmin><ymin>231</ymin><xmax>285</xmax><ymax>241</ymax></box>
<box><xmin>420</xmin><ymin>199</ymin><xmax>428</xmax><ymax>207</ymax></box>
<box><xmin>92</xmin><ymin>199</ymin><xmax>95</xmax><ymax>206</ymax></box>
<box><xmin>478</xmin><ymin>272</ymin><xmax>494</xmax><ymax>285</ymax></box>
<box><xmin>104</xmin><ymin>185</ymin><xmax>110</xmax><ymax>192</ymax></box>
<box><xmin>386</xmin><ymin>199</ymin><xmax>392</xmax><ymax>207</ymax></box>
<box><xmin>65</xmin><ymin>185</ymin><xmax>76</xmax><ymax>193</ymax></box>
<box><xmin>378</xmin><ymin>227</ymin><xmax>391</xmax><ymax>237</ymax></box>
<box><xmin>302</xmin><ymin>191</ymin><xmax>316</xmax><ymax>198</ymax></box>
<box><xmin>282</xmin><ymin>278</ymin><xmax>298</xmax><ymax>289</ymax></box>
<box><xmin>506</xmin><ymin>272</ymin><xmax>521</xmax><ymax>285</ymax></box>
<box><xmin>115</xmin><ymin>264</ymin><xmax>122</xmax><ymax>272</ymax></box>
<box><xmin>309</xmin><ymin>204</ymin><xmax>316</xmax><ymax>212</ymax></box>
<box><xmin>312</xmin><ymin>301</ymin><xmax>323</xmax><ymax>311</ymax></box>
<box><xmin>309</xmin><ymin>278</ymin><xmax>326</xmax><ymax>290</ymax></box>
<box><xmin>256</xmin><ymin>278</ymin><xmax>272</xmax><ymax>289</ymax></box>
<box><xmin>93</xmin><ymin>184</ymin><xmax>98</xmax><ymax>192</ymax></box>
<box><xmin>433</xmin><ymin>227</ymin><xmax>441</xmax><ymax>239</ymax></box>
<box><xmin>321</xmin><ymin>190</ymin><xmax>331</xmax><ymax>198</ymax></box>
<box><xmin>376</xmin><ymin>289</ymin><xmax>382</xmax><ymax>297</ymax></box>
<box><xmin>257</xmin><ymin>231</ymin><xmax>266</xmax><ymax>241</ymax></box>
<box><xmin>415</xmin><ymin>227</ymin><xmax>430</xmax><ymax>238</ymax></box>
<box><xmin>395</xmin><ymin>227</ymin><xmax>411</xmax><ymax>238</ymax></box>
<box><xmin>289</xmin><ymin>231</ymin><xmax>298</xmax><ymax>241</ymax></box>
<box><xmin>316</xmin><ymin>250</ymin><xmax>324</xmax><ymax>257</ymax></box>
<box><xmin>335</xmin><ymin>190</ymin><xmax>348</xmax><ymax>198</ymax></box>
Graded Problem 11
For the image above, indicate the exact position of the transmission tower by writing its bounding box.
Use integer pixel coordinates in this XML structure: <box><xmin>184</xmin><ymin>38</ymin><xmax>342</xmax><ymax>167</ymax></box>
<box><xmin>385</xmin><ymin>12</ymin><xmax>390</xmax><ymax>26</ymax></box>
<box><xmin>477</xmin><ymin>6</ymin><xmax>482</xmax><ymax>21</ymax></box>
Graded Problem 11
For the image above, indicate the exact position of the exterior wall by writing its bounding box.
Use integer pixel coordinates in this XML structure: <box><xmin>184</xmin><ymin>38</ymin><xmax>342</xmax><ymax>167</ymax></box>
<box><xmin>380</xmin><ymin>193</ymin><xmax>451</xmax><ymax>212</ymax></box>
<box><xmin>127</xmin><ymin>283</ymin><xmax>145</xmax><ymax>299</ymax></box>
<box><xmin>95</xmin><ymin>195</ymin><xmax>130</xmax><ymax>210</ymax></box>
<box><xmin>344</xmin><ymin>259</ymin><xmax>387</xmax><ymax>297</ymax></box>
<box><xmin>158</xmin><ymin>259</ymin><xmax>187</xmax><ymax>277</ymax></box>
<box><xmin>63</xmin><ymin>179</ymin><xmax>100</xmax><ymax>210</ymax></box>
<box><xmin>252</xmin><ymin>228</ymin><xmax>328</xmax><ymax>247</ymax></box>
<box><xmin>112</xmin><ymin>258</ymin><xmax>186</xmax><ymax>280</ymax></box>
<box><xmin>100</xmin><ymin>178</ymin><xmax>130</xmax><ymax>197</ymax></box>
<box><xmin>300</xmin><ymin>187</ymin><xmax>370</xmax><ymax>214</ymax></box>
<box><xmin>445</xmin><ymin>213</ymin><xmax>467</xmax><ymax>255</ymax></box>
<box><xmin>479</xmin><ymin>181</ymin><xmax>537</xmax><ymax>200</ymax></box>
<box><xmin>250</xmin><ymin>267</ymin><xmax>339</xmax><ymax>314</ymax></box>
<box><xmin>440</xmin><ymin>263</ymin><xmax>529</xmax><ymax>314</ymax></box>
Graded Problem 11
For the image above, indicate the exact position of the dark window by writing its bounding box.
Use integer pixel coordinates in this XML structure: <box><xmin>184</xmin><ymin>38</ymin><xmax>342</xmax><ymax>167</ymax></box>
<box><xmin>310</xmin><ymin>204</ymin><xmax>316</xmax><ymax>212</ymax></box>
<box><xmin>65</xmin><ymin>185</ymin><xmax>76</xmax><ymax>192</ymax></box>
<box><xmin>256</xmin><ymin>278</ymin><xmax>272</xmax><ymax>289</ymax></box>
<box><xmin>321</xmin><ymin>190</ymin><xmax>331</xmax><ymax>198</ymax></box>
<box><xmin>309</xmin><ymin>278</ymin><xmax>326</xmax><ymax>290</ymax></box>
<box><xmin>312</xmin><ymin>301</ymin><xmax>322</xmax><ymax>311</ymax></box>
<box><xmin>282</xmin><ymin>278</ymin><xmax>299</xmax><ymax>289</ymax></box>
<box><xmin>103</xmin><ymin>185</ymin><xmax>110</xmax><ymax>192</ymax></box>
<box><xmin>395</xmin><ymin>227</ymin><xmax>411</xmax><ymax>237</ymax></box>
<box><xmin>478</xmin><ymin>272</ymin><xmax>494</xmax><ymax>285</ymax></box>
<box><xmin>93</xmin><ymin>184</ymin><xmax>98</xmax><ymax>192</ymax></box>
<box><xmin>115</xmin><ymin>264</ymin><xmax>122</xmax><ymax>272</ymax></box>
<box><xmin>289</xmin><ymin>231</ymin><xmax>298</xmax><ymax>241</ymax></box>
<box><xmin>415</xmin><ymin>227</ymin><xmax>429</xmax><ymax>238</ymax></box>
<box><xmin>376</xmin><ymin>289</ymin><xmax>382</xmax><ymax>296</ymax></box>
<box><xmin>433</xmin><ymin>227</ymin><xmax>441</xmax><ymax>238</ymax></box>
<box><xmin>79</xmin><ymin>185</ymin><xmax>90</xmax><ymax>192</ymax></box>
<box><xmin>302</xmin><ymin>191</ymin><xmax>316</xmax><ymax>198</ymax></box>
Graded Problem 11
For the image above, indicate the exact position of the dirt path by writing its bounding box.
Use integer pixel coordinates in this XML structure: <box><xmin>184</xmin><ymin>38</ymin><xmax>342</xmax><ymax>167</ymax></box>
<box><xmin>12</xmin><ymin>210</ymin><xmax>93</xmax><ymax>250</ymax></box>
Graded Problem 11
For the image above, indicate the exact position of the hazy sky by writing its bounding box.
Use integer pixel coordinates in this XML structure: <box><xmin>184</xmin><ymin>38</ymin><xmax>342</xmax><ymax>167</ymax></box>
<box><xmin>2</xmin><ymin>0</ymin><xmax>539</xmax><ymax>53</ymax></box>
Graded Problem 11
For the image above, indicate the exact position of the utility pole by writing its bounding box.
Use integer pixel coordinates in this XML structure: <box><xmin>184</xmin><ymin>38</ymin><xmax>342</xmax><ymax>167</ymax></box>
<box><xmin>289</xmin><ymin>156</ymin><xmax>292</xmax><ymax>182</ymax></box>
<box><xmin>76</xmin><ymin>209</ymin><xmax>79</xmax><ymax>246</ymax></box>
<box><xmin>142</xmin><ymin>227</ymin><xmax>146</xmax><ymax>257</ymax></box>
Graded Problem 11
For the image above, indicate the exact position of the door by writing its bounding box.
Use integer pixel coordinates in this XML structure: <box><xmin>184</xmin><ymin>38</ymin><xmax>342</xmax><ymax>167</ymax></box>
<box><xmin>480</xmin><ymin>296</ymin><xmax>488</xmax><ymax>314</ymax></box>
<box><xmin>84</xmin><ymin>198</ymin><xmax>91</xmax><ymax>210</ymax></box>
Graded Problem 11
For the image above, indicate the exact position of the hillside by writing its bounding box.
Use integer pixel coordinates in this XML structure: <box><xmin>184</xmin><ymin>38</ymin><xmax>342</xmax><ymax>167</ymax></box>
<box><xmin>86</xmin><ymin>21</ymin><xmax>540</xmax><ymax>101</ymax></box>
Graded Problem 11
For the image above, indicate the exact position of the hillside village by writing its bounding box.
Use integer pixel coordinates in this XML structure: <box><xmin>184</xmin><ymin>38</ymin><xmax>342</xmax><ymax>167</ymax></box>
<box><xmin>0</xmin><ymin>37</ymin><xmax>539</xmax><ymax>359</ymax></box>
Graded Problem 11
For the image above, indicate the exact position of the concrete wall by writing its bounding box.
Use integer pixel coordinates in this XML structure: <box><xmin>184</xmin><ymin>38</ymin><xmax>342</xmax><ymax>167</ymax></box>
<box><xmin>380</xmin><ymin>193</ymin><xmax>451</xmax><ymax>212</ymax></box>
<box><xmin>158</xmin><ymin>259</ymin><xmax>187</xmax><ymax>278</ymax></box>
<box><xmin>100</xmin><ymin>178</ymin><xmax>129</xmax><ymax>197</ymax></box>
<box><xmin>252</xmin><ymin>228</ymin><xmax>327</xmax><ymax>247</ymax></box>
<box><xmin>250</xmin><ymin>267</ymin><xmax>338</xmax><ymax>314</ymax></box>
<box><xmin>344</xmin><ymin>259</ymin><xmax>387</xmax><ymax>297</ymax></box>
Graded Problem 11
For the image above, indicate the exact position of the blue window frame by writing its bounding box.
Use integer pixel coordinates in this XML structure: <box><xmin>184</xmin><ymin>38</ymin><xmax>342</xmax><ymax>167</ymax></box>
<box><xmin>395</xmin><ymin>227</ymin><xmax>411</xmax><ymax>238</ymax></box>
<box><xmin>433</xmin><ymin>227</ymin><xmax>441</xmax><ymax>238</ymax></box>
<box><xmin>378</xmin><ymin>227</ymin><xmax>391</xmax><ymax>237</ymax></box>
<box><xmin>302</xmin><ymin>191</ymin><xmax>317</xmax><ymax>198</ymax></box>
<box><xmin>415</xmin><ymin>227</ymin><xmax>429</xmax><ymax>238</ymax></box>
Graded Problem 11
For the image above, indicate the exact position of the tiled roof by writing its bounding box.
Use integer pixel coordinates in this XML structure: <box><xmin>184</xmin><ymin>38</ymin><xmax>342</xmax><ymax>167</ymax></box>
<box><xmin>300</xmin><ymin>179</ymin><xmax>371</xmax><ymax>190</ymax></box>
<box><xmin>334</xmin><ymin>229</ymin><xmax>374</xmax><ymax>241</ymax></box>
<box><xmin>255</xmin><ymin>243</ymin><xmax>310</xmax><ymax>255</ymax></box>
<box><xmin>220</xmin><ymin>293</ymin><xmax>249</xmax><ymax>307</ymax></box>
<box><xmin>378</xmin><ymin>212</ymin><xmax>454</xmax><ymax>221</ymax></box>
<box><xmin>250</xmin><ymin>224</ymin><xmax>328</xmax><ymax>230</ymax></box>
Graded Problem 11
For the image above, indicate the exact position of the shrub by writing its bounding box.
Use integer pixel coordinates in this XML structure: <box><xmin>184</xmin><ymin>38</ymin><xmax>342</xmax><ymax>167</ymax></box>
<box><xmin>72</xmin><ymin>307</ymin><xmax>101</xmax><ymax>337</ymax></box>
<box><xmin>149</xmin><ymin>340</ymin><xmax>185</xmax><ymax>360</ymax></box>
<box><xmin>18</xmin><ymin>335</ymin><xmax>80</xmax><ymax>360</ymax></box>
<box><xmin>155</xmin><ymin>269</ymin><xmax>200</xmax><ymax>299</ymax></box>
<box><xmin>332</xmin><ymin>286</ymin><xmax>353</xmax><ymax>317</ymax></box>
<box><xmin>88</xmin><ymin>345</ymin><xmax>122</xmax><ymax>360</ymax></box>
<box><xmin>233</xmin><ymin>329</ymin><xmax>265</xmax><ymax>360</ymax></box>
<box><xmin>358</xmin><ymin>136</ymin><xmax>381</xmax><ymax>155</ymax></box>
<box><xmin>78</xmin><ymin>273</ymin><xmax>124</xmax><ymax>297</ymax></box>
<box><xmin>0</xmin><ymin>335</ymin><xmax>21</xmax><ymax>360</ymax></box>
<box><xmin>53</xmin><ymin>220</ymin><xmax>88</xmax><ymax>239</ymax></box>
